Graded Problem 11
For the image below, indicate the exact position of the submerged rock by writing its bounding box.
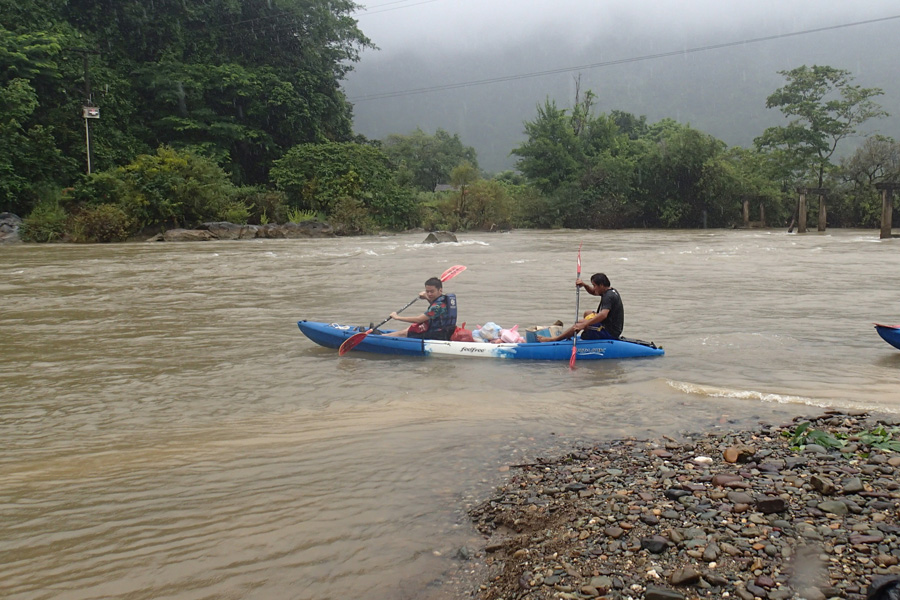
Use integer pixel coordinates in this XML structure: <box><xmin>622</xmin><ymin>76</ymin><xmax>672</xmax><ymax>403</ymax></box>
<box><xmin>423</xmin><ymin>230</ymin><xmax>457</xmax><ymax>243</ymax></box>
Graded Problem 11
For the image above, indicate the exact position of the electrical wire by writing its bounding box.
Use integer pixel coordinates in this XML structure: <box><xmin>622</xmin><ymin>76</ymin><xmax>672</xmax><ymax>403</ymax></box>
<box><xmin>349</xmin><ymin>14</ymin><xmax>900</xmax><ymax>102</ymax></box>
<box><xmin>355</xmin><ymin>0</ymin><xmax>443</xmax><ymax>16</ymax></box>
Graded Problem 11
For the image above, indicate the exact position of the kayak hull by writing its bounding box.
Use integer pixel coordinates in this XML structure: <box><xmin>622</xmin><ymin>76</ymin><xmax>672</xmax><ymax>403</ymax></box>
<box><xmin>875</xmin><ymin>323</ymin><xmax>900</xmax><ymax>351</ymax></box>
<box><xmin>297</xmin><ymin>320</ymin><xmax>664</xmax><ymax>360</ymax></box>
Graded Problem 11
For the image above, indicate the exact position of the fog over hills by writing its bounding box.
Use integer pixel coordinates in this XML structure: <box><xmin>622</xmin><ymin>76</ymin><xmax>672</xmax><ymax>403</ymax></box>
<box><xmin>343</xmin><ymin>2</ymin><xmax>900</xmax><ymax>173</ymax></box>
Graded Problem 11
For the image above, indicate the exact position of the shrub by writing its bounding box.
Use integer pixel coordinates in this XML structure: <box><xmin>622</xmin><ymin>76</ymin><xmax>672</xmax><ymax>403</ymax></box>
<box><xmin>330</xmin><ymin>196</ymin><xmax>374</xmax><ymax>235</ymax></box>
<box><xmin>369</xmin><ymin>185</ymin><xmax>421</xmax><ymax>230</ymax></box>
<box><xmin>73</xmin><ymin>204</ymin><xmax>134</xmax><ymax>243</ymax></box>
<box><xmin>232</xmin><ymin>186</ymin><xmax>288</xmax><ymax>224</ymax></box>
<box><xmin>220</xmin><ymin>200</ymin><xmax>251</xmax><ymax>224</ymax></box>
<box><xmin>286</xmin><ymin>206</ymin><xmax>320</xmax><ymax>223</ymax></box>
<box><xmin>20</xmin><ymin>201</ymin><xmax>67</xmax><ymax>242</ymax></box>
<box><xmin>71</xmin><ymin>146</ymin><xmax>237</xmax><ymax>230</ymax></box>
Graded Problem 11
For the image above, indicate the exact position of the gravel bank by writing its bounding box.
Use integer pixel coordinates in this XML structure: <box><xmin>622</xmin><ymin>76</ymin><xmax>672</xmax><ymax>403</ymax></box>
<box><xmin>465</xmin><ymin>411</ymin><xmax>900</xmax><ymax>600</ymax></box>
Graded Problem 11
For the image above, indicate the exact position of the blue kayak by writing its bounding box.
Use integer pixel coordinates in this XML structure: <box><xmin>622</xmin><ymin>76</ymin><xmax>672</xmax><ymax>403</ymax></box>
<box><xmin>297</xmin><ymin>320</ymin><xmax>664</xmax><ymax>361</ymax></box>
<box><xmin>875</xmin><ymin>323</ymin><xmax>900</xmax><ymax>350</ymax></box>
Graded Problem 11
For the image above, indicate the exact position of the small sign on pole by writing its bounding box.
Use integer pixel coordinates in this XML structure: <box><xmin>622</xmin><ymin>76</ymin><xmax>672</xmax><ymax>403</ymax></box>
<box><xmin>83</xmin><ymin>106</ymin><xmax>100</xmax><ymax>119</ymax></box>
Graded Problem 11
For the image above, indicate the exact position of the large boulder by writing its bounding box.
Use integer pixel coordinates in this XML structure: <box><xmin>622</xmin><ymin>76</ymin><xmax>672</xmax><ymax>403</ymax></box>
<box><xmin>157</xmin><ymin>228</ymin><xmax>218</xmax><ymax>242</ymax></box>
<box><xmin>147</xmin><ymin>221</ymin><xmax>333</xmax><ymax>242</ymax></box>
<box><xmin>199</xmin><ymin>222</ymin><xmax>260</xmax><ymax>240</ymax></box>
<box><xmin>423</xmin><ymin>230</ymin><xmax>458</xmax><ymax>243</ymax></box>
<box><xmin>0</xmin><ymin>212</ymin><xmax>23</xmax><ymax>244</ymax></box>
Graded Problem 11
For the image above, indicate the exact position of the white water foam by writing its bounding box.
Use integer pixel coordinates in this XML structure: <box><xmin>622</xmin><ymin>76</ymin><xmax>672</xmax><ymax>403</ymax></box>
<box><xmin>667</xmin><ymin>380</ymin><xmax>819</xmax><ymax>405</ymax></box>
<box><xmin>667</xmin><ymin>380</ymin><xmax>900</xmax><ymax>415</ymax></box>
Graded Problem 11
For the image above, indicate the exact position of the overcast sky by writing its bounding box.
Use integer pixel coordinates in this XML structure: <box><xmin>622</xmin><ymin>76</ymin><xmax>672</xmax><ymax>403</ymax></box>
<box><xmin>346</xmin><ymin>0</ymin><xmax>900</xmax><ymax>171</ymax></box>
<box><xmin>352</xmin><ymin>0</ymin><xmax>900</xmax><ymax>55</ymax></box>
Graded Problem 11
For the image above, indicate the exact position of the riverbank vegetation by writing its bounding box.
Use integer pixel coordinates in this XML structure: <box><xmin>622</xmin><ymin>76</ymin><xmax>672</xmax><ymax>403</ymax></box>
<box><xmin>1</xmin><ymin>1</ymin><xmax>898</xmax><ymax>241</ymax></box>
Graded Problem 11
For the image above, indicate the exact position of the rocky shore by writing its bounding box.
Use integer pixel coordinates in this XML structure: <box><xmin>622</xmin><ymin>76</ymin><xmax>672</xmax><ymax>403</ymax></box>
<box><xmin>462</xmin><ymin>411</ymin><xmax>900</xmax><ymax>600</ymax></box>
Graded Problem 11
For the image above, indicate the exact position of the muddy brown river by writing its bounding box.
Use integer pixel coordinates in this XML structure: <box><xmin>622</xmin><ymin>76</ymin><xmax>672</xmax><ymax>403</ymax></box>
<box><xmin>2</xmin><ymin>229</ymin><xmax>898</xmax><ymax>599</ymax></box>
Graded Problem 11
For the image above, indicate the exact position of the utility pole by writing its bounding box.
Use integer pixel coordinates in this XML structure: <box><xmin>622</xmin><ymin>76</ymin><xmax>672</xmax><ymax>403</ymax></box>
<box><xmin>66</xmin><ymin>48</ymin><xmax>101</xmax><ymax>174</ymax></box>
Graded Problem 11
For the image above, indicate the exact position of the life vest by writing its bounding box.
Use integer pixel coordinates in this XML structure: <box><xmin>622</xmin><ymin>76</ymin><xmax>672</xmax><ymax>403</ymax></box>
<box><xmin>428</xmin><ymin>293</ymin><xmax>457</xmax><ymax>340</ymax></box>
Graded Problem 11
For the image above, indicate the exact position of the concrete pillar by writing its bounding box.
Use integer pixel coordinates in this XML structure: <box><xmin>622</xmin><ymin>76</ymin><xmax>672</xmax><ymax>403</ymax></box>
<box><xmin>798</xmin><ymin>189</ymin><xmax>807</xmax><ymax>234</ymax></box>
<box><xmin>742</xmin><ymin>198</ymin><xmax>749</xmax><ymax>228</ymax></box>
<box><xmin>882</xmin><ymin>188</ymin><xmax>894</xmax><ymax>240</ymax></box>
<box><xmin>759</xmin><ymin>203</ymin><xmax>766</xmax><ymax>227</ymax></box>
<box><xmin>817</xmin><ymin>194</ymin><xmax>827</xmax><ymax>232</ymax></box>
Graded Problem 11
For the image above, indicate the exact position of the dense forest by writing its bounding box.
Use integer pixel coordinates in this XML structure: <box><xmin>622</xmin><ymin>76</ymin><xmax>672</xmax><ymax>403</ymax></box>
<box><xmin>1</xmin><ymin>1</ymin><xmax>898</xmax><ymax>242</ymax></box>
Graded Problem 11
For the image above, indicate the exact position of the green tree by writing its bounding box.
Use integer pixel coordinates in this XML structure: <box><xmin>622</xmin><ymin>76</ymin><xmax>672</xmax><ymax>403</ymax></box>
<box><xmin>450</xmin><ymin>160</ymin><xmax>478</xmax><ymax>223</ymax></box>
<box><xmin>638</xmin><ymin>122</ymin><xmax>727</xmax><ymax>227</ymax></box>
<box><xmin>0</xmin><ymin>78</ymin><xmax>65</xmax><ymax>214</ymax></box>
<box><xmin>699</xmin><ymin>147</ymin><xmax>785</xmax><ymax>227</ymax></box>
<box><xmin>833</xmin><ymin>136</ymin><xmax>900</xmax><ymax>227</ymax></box>
<box><xmin>382</xmin><ymin>128</ymin><xmax>478</xmax><ymax>192</ymax></box>
<box><xmin>755</xmin><ymin>65</ymin><xmax>888</xmax><ymax>188</ymax></box>
<box><xmin>271</xmin><ymin>141</ymin><xmax>416</xmax><ymax>229</ymax></box>
<box><xmin>512</xmin><ymin>99</ymin><xmax>583</xmax><ymax>195</ymax></box>
<box><xmin>2</xmin><ymin>0</ymin><xmax>372</xmax><ymax>196</ymax></box>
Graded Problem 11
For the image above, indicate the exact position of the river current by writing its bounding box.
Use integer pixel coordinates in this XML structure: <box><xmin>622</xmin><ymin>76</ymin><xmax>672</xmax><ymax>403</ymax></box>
<box><xmin>2</xmin><ymin>229</ymin><xmax>899</xmax><ymax>599</ymax></box>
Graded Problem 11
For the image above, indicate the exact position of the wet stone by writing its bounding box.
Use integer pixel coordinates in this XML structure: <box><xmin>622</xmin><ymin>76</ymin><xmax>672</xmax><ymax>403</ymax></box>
<box><xmin>664</xmin><ymin>488</ymin><xmax>691</xmax><ymax>500</ymax></box>
<box><xmin>641</xmin><ymin>536</ymin><xmax>669</xmax><ymax>554</ymax></box>
<box><xmin>811</xmin><ymin>474</ymin><xmax>836</xmax><ymax>495</ymax></box>
<box><xmin>756</xmin><ymin>496</ymin><xmax>788</xmax><ymax>514</ymax></box>
<box><xmin>842</xmin><ymin>477</ymin><xmax>864</xmax><ymax>493</ymax></box>
<box><xmin>745</xmin><ymin>582</ymin><xmax>768</xmax><ymax>597</ymax></box>
<box><xmin>670</xmin><ymin>567</ymin><xmax>702</xmax><ymax>586</ymax></box>
<box><xmin>818</xmin><ymin>500</ymin><xmax>848</xmax><ymax>515</ymax></box>
<box><xmin>645</xmin><ymin>586</ymin><xmax>686</xmax><ymax>600</ymax></box>
<box><xmin>728</xmin><ymin>491</ymin><xmax>754</xmax><ymax>504</ymax></box>
<box><xmin>467</xmin><ymin>412</ymin><xmax>900</xmax><ymax>600</ymax></box>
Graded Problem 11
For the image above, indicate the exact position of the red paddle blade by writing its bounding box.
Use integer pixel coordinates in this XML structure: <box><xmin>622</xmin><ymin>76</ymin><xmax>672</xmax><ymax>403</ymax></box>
<box><xmin>576</xmin><ymin>242</ymin><xmax>582</xmax><ymax>277</ymax></box>
<box><xmin>440</xmin><ymin>264</ymin><xmax>466</xmax><ymax>282</ymax></box>
<box><xmin>338</xmin><ymin>330</ymin><xmax>370</xmax><ymax>356</ymax></box>
<box><xmin>569</xmin><ymin>345</ymin><xmax>577</xmax><ymax>369</ymax></box>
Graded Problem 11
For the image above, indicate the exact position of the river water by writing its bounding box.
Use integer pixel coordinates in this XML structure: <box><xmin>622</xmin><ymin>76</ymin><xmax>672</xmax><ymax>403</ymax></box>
<box><xmin>2</xmin><ymin>229</ymin><xmax>899</xmax><ymax>600</ymax></box>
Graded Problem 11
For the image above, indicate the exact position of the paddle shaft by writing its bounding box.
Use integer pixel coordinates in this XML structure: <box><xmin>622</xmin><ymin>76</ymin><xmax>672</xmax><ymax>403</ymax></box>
<box><xmin>372</xmin><ymin>296</ymin><xmax>419</xmax><ymax>332</ymax></box>
<box><xmin>570</xmin><ymin>243</ymin><xmax>582</xmax><ymax>369</ymax></box>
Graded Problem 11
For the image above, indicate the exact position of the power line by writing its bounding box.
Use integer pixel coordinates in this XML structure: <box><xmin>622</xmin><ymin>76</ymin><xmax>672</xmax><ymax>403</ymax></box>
<box><xmin>355</xmin><ymin>0</ymin><xmax>444</xmax><ymax>16</ymax></box>
<box><xmin>349</xmin><ymin>14</ymin><xmax>900</xmax><ymax>102</ymax></box>
<box><xmin>355</xmin><ymin>0</ymin><xmax>419</xmax><ymax>11</ymax></box>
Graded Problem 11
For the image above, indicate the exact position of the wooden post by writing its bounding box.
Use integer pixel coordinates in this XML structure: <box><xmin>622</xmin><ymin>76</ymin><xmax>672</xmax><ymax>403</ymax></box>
<box><xmin>797</xmin><ymin>188</ymin><xmax>807</xmax><ymax>233</ymax></box>
<box><xmin>876</xmin><ymin>183</ymin><xmax>898</xmax><ymax>239</ymax></box>
<box><xmin>742</xmin><ymin>197</ymin><xmax>750</xmax><ymax>228</ymax></box>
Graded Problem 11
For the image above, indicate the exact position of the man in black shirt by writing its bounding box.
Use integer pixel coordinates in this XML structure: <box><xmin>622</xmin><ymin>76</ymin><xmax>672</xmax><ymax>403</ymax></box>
<box><xmin>536</xmin><ymin>273</ymin><xmax>624</xmax><ymax>341</ymax></box>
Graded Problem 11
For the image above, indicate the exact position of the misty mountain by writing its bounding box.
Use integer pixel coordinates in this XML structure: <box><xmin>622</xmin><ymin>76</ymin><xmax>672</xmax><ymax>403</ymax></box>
<box><xmin>344</xmin><ymin>22</ymin><xmax>899</xmax><ymax>173</ymax></box>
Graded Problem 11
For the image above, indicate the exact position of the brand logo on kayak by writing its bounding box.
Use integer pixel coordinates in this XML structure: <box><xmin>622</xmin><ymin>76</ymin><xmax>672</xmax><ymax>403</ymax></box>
<box><xmin>578</xmin><ymin>348</ymin><xmax>605</xmax><ymax>355</ymax></box>
<box><xmin>460</xmin><ymin>346</ymin><xmax>486</xmax><ymax>353</ymax></box>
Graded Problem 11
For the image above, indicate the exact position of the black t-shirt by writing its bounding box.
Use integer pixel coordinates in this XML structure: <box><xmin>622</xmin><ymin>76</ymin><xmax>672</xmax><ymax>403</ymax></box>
<box><xmin>597</xmin><ymin>288</ymin><xmax>624</xmax><ymax>339</ymax></box>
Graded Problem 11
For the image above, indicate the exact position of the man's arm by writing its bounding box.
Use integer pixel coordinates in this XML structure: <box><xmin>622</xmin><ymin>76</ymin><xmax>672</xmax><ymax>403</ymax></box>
<box><xmin>390</xmin><ymin>311</ymin><xmax>429</xmax><ymax>324</ymax></box>
<box><xmin>576</xmin><ymin>278</ymin><xmax>599</xmax><ymax>296</ymax></box>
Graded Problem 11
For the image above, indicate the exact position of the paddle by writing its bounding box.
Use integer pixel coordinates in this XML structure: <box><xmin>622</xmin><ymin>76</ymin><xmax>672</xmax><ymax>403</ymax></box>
<box><xmin>569</xmin><ymin>242</ymin><xmax>582</xmax><ymax>369</ymax></box>
<box><xmin>338</xmin><ymin>264</ymin><xmax>467</xmax><ymax>356</ymax></box>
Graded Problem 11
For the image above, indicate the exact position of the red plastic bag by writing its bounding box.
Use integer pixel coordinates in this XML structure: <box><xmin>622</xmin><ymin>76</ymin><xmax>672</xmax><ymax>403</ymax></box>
<box><xmin>450</xmin><ymin>321</ymin><xmax>475</xmax><ymax>342</ymax></box>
